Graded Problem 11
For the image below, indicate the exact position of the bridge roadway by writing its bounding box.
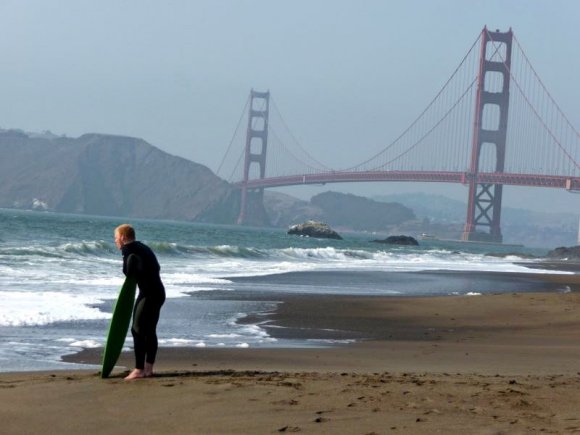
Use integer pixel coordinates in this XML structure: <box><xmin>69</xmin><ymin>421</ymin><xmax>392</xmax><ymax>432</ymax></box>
<box><xmin>234</xmin><ymin>171</ymin><xmax>580</xmax><ymax>191</ymax></box>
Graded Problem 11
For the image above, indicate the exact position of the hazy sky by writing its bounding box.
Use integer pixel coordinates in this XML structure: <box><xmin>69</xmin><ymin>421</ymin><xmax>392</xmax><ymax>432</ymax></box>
<box><xmin>1</xmin><ymin>0</ymin><xmax>579</xmax><ymax>214</ymax></box>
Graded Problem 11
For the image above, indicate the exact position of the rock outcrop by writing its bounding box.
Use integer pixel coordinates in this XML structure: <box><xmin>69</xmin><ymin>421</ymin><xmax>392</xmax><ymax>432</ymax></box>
<box><xmin>287</xmin><ymin>220</ymin><xmax>343</xmax><ymax>240</ymax></box>
<box><xmin>546</xmin><ymin>246</ymin><xmax>580</xmax><ymax>261</ymax></box>
<box><xmin>372</xmin><ymin>235</ymin><xmax>419</xmax><ymax>246</ymax></box>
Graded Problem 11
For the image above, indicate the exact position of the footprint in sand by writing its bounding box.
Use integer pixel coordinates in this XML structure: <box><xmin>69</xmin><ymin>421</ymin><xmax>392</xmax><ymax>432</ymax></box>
<box><xmin>277</xmin><ymin>425</ymin><xmax>301</xmax><ymax>432</ymax></box>
<box><xmin>271</xmin><ymin>399</ymin><xmax>299</xmax><ymax>406</ymax></box>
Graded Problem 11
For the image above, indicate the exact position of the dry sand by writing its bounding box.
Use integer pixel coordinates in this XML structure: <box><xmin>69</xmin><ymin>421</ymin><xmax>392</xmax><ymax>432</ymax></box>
<box><xmin>3</xmin><ymin>272</ymin><xmax>580</xmax><ymax>434</ymax></box>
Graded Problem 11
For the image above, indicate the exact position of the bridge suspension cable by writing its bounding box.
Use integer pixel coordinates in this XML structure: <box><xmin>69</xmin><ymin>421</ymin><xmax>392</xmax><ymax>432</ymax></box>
<box><xmin>342</xmin><ymin>32</ymin><xmax>483</xmax><ymax>173</ymax></box>
<box><xmin>216</xmin><ymin>95</ymin><xmax>250</xmax><ymax>182</ymax></box>
<box><xmin>267</xmin><ymin>128</ymin><xmax>327</xmax><ymax>175</ymax></box>
<box><xmin>229</xmin><ymin>27</ymin><xmax>580</xmax><ymax>236</ymax></box>
<box><xmin>219</xmin><ymin>28</ymin><xmax>580</xmax><ymax>186</ymax></box>
<box><xmin>269</xmin><ymin>98</ymin><xmax>334</xmax><ymax>172</ymax></box>
<box><xmin>508</xmin><ymin>33</ymin><xmax>579</xmax><ymax>174</ymax></box>
<box><xmin>485</xmin><ymin>29</ymin><xmax>579</xmax><ymax>176</ymax></box>
<box><xmin>513</xmin><ymin>34</ymin><xmax>580</xmax><ymax>142</ymax></box>
<box><xmin>369</xmin><ymin>77</ymin><xmax>478</xmax><ymax>172</ymax></box>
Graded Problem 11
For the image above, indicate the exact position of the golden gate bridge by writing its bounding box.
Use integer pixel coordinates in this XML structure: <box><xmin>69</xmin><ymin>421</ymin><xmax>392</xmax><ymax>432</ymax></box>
<box><xmin>216</xmin><ymin>27</ymin><xmax>580</xmax><ymax>243</ymax></box>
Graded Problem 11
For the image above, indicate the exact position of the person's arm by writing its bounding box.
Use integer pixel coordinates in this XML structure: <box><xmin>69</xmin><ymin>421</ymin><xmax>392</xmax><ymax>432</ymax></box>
<box><xmin>125</xmin><ymin>253</ymin><xmax>143</xmax><ymax>278</ymax></box>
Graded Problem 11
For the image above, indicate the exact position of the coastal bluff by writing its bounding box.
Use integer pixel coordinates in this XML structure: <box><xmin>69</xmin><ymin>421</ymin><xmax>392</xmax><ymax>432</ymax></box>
<box><xmin>0</xmin><ymin>130</ymin><xmax>242</xmax><ymax>222</ymax></box>
<box><xmin>0</xmin><ymin>129</ymin><xmax>416</xmax><ymax>230</ymax></box>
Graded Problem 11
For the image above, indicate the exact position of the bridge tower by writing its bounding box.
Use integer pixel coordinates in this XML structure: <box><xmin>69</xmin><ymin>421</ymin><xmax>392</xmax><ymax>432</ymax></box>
<box><xmin>237</xmin><ymin>89</ymin><xmax>270</xmax><ymax>225</ymax></box>
<box><xmin>462</xmin><ymin>27</ymin><xmax>513</xmax><ymax>243</ymax></box>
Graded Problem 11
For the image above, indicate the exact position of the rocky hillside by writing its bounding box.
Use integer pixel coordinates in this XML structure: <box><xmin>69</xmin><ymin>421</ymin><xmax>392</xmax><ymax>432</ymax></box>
<box><xmin>0</xmin><ymin>130</ymin><xmax>420</xmax><ymax>231</ymax></box>
<box><xmin>0</xmin><ymin>130</ymin><xmax>241</xmax><ymax>222</ymax></box>
<box><xmin>264</xmin><ymin>190</ymin><xmax>415</xmax><ymax>231</ymax></box>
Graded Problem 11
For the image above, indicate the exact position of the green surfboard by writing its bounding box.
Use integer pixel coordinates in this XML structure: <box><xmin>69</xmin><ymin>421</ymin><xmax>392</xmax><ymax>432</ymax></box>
<box><xmin>101</xmin><ymin>276</ymin><xmax>137</xmax><ymax>378</ymax></box>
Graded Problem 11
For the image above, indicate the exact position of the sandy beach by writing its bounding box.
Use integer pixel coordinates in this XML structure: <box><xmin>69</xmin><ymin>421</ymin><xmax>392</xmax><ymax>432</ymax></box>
<box><xmin>3</xmin><ymin>272</ymin><xmax>580</xmax><ymax>434</ymax></box>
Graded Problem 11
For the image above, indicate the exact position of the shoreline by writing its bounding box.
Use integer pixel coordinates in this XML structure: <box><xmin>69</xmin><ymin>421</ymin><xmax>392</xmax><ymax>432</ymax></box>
<box><xmin>62</xmin><ymin>285</ymin><xmax>580</xmax><ymax>377</ymax></box>
<box><xmin>20</xmin><ymin>267</ymin><xmax>580</xmax><ymax>375</ymax></box>
<box><xmin>4</xmin><ymin>288</ymin><xmax>580</xmax><ymax>433</ymax></box>
<box><xmin>4</xmin><ymin>269</ymin><xmax>580</xmax><ymax>433</ymax></box>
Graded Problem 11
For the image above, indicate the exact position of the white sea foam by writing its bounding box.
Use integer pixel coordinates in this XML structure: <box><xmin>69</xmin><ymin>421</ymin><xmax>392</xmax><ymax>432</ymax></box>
<box><xmin>161</xmin><ymin>273</ymin><xmax>233</xmax><ymax>286</ymax></box>
<box><xmin>159</xmin><ymin>338</ymin><xmax>197</xmax><ymax>346</ymax></box>
<box><xmin>236</xmin><ymin>323</ymin><xmax>277</xmax><ymax>342</ymax></box>
<box><xmin>0</xmin><ymin>291</ymin><xmax>110</xmax><ymax>326</ymax></box>
<box><xmin>56</xmin><ymin>338</ymin><xmax>77</xmax><ymax>343</ymax></box>
<box><xmin>158</xmin><ymin>248</ymin><xmax>566</xmax><ymax>283</ymax></box>
<box><xmin>69</xmin><ymin>340</ymin><xmax>101</xmax><ymax>348</ymax></box>
<box><xmin>0</xmin><ymin>244</ymin><xmax>565</xmax><ymax>328</ymax></box>
<box><xmin>307</xmin><ymin>339</ymin><xmax>357</xmax><ymax>345</ymax></box>
<box><xmin>208</xmin><ymin>333</ymin><xmax>241</xmax><ymax>338</ymax></box>
<box><xmin>161</xmin><ymin>272</ymin><xmax>234</xmax><ymax>297</ymax></box>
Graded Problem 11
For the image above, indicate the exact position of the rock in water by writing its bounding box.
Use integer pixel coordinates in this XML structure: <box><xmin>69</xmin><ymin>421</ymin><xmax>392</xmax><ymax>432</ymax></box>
<box><xmin>287</xmin><ymin>220</ymin><xmax>343</xmax><ymax>240</ymax></box>
<box><xmin>546</xmin><ymin>246</ymin><xmax>580</xmax><ymax>261</ymax></box>
<box><xmin>372</xmin><ymin>235</ymin><xmax>419</xmax><ymax>246</ymax></box>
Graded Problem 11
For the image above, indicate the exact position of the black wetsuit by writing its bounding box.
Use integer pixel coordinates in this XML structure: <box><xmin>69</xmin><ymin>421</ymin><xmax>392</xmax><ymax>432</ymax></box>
<box><xmin>122</xmin><ymin>241</ymin><xmax>166</xmax><ymax>370</ymax></box>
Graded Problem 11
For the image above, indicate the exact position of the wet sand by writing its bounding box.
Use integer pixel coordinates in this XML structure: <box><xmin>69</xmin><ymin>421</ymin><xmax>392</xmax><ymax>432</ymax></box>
<box><xmin>3</xmin><ymin>272</ymin><xmax>580</xmax><ymax>434</ymax></box>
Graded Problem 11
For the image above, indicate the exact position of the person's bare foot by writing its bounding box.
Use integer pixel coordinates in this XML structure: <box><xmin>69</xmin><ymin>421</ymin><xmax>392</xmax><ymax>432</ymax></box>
<box><xmin>124</xmin><ymin>369</ymin><xmax>146</xmax><ymax>380</ymax></box>
<box><xmin>143</xmin><ymin>362</ymin><xmax>154</xmax><ymax>378</ymax></box>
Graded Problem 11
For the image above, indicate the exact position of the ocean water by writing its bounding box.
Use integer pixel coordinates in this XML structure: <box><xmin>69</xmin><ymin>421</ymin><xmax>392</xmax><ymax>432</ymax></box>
<box><xmin>0</xmin><ymin>208</ymin><xmax>571</xmax><ymax>372</ymax></box>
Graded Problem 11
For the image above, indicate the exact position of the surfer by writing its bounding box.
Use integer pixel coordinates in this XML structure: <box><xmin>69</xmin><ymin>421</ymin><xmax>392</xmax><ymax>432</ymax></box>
<box><xmin>114</xmin><ymin>224</ymin><xmax>166</xmax><ymax>380</ymax></box>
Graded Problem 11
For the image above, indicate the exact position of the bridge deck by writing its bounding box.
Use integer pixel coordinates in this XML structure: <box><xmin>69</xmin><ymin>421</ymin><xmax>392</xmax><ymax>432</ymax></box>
<box><xmin>235</xmin><ymin>171</ymin><xmax>580</xmax><ymax>191</ymax></box>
